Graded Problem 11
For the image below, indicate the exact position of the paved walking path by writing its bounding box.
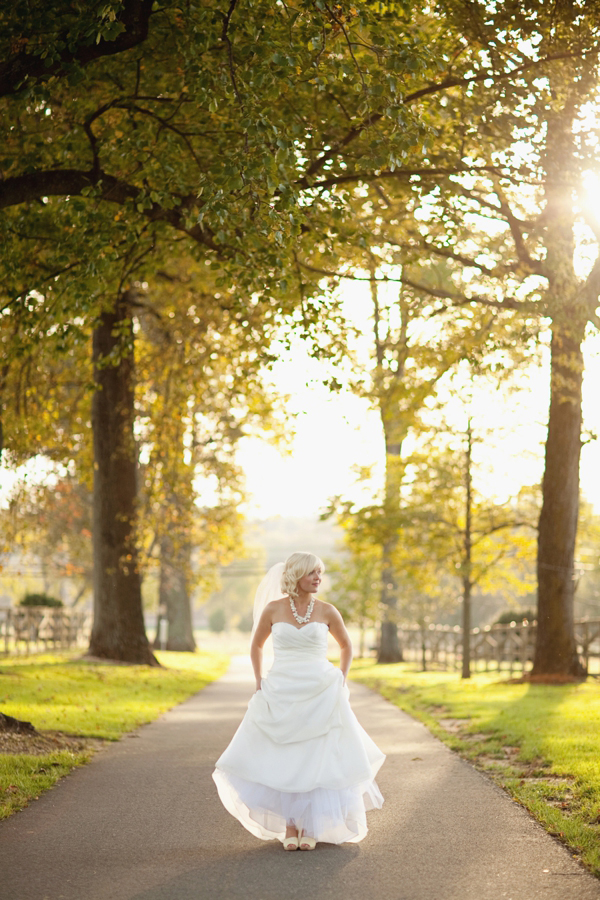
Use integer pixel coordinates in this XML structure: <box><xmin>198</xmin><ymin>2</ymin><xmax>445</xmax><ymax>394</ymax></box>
<box><xmin>1</xmin><ymin>656</ymin><xmax>599</xmax><ymax>900</ymax></box>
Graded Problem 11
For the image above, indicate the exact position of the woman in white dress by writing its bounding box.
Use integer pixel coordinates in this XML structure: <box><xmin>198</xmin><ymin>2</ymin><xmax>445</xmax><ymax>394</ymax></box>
<box><xmin>212</xmin><ymin>551</ymin><xmax>385</xmax><ymax>851</ymax></box>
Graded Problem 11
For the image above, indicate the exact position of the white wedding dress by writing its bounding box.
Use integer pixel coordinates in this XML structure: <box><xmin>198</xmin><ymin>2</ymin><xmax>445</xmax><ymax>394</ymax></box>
<box><xmin>212</xmin><ymin>621</ymin><xmax>385</xmax><ymax>844</ymax></box>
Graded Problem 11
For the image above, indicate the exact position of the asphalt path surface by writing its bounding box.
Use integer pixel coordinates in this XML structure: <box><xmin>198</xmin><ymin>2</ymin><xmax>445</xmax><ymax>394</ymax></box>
<box><xmin>1</xmin><ymin>656</ymin><xmax>599</xmax><ymax>900</ymax></box>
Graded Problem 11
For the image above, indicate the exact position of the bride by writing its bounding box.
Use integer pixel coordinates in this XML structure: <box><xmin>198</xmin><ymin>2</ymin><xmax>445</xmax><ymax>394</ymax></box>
<box><xmin>212</xmin><ymin>551</ymin><xmax>385</xmax><ymax>850</ymax></box>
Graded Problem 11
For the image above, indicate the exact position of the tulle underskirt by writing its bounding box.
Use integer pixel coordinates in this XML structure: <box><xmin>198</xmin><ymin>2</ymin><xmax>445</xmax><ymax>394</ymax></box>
<box><xmin>213</xmin><ymin>769</ymin><xmax>384</xmax><ymax>844</ymax></box>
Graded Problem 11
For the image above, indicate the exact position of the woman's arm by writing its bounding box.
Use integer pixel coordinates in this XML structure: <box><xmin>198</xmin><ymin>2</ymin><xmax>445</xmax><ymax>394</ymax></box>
<box><xmin>250</xmin><ymin>605</ymin><xmax>273</xmax><ymax>691</ymax></box>
<box><xmin>327</xmin><ymin>605</ymin><xmax>353</xmax><ymax>682</ymax></box>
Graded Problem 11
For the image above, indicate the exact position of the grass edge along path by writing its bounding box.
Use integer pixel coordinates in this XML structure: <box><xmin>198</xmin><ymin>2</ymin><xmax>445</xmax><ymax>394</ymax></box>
<box><xmin>0</xmin><ymin>649</ymin><xmax>229</xmax><ymax>820</ymax></box>
<box><xmin>350</xmin><ymin>659</ymin><xmax>600</xmax><ymax>878</ymax></box>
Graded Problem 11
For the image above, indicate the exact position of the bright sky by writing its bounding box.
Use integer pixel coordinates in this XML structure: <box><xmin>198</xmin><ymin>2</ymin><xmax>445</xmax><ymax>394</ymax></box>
<box><xmin>237</xmin><ymin>162</ymin><xmax>600</xmax><ymax>520</ymax></box>
<box><xmin>1</xmin><ymin>276</ymin><xmax>599</xmax><ymax>520</ymax></box>
<box><xmin>237</xmin><ymin>286</ymin><xmax>600</xmax><ymax>520</ymax></box>
<box><xmin>237</xmin><ymin>365</ymin><xmax>383</xmax><ymax>519</ymax></box>
<box><xmin>0</xmin><ymin>288</ymin><xmax>600</xmax><ymax>518</ymax></box>
<box><xmin>1</xmin><ymin>311</ymin><xmax>599</xmax><ymax>521</ymax></box>
<box><xmin>3</xmin><ymin>258</ymin><xmax>600</xmax><ymax>522</ymax></box>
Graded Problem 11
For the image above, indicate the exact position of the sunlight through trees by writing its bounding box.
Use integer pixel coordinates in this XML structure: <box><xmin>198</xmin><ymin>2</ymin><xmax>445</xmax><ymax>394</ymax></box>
<box><xmin>1</xmin><ymin>1</ymin><xmax>600</xmax><ymax>677</ymax></box>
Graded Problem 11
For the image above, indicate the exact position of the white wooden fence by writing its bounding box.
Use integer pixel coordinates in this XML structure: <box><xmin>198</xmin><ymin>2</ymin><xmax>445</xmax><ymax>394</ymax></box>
<box><xmin>0</xmin><ymin>606</ymin><xmax>91</xmax><ymax>655</ymax></box>
<box><xmin>397</xmin><ymin>618</ymin><xmax>600</xmax><ymax>675</ymax></box>
<box><xmin>4</xmin><ymin>606</ymin><xmax>599</xmax><ymax>672</ymax></box>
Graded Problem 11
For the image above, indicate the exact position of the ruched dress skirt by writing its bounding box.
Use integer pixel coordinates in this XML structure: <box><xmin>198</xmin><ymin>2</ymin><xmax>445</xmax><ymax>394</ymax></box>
<box><xmin>212</xmin><ymin>621</ymin><xmax>384</xmax><ymax>844</ymax></box>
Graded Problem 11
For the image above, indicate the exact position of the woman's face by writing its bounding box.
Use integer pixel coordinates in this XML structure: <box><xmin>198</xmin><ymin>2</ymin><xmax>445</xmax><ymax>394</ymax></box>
<box><xmin>297</xmin><ymin>567</ymin><xmax>322</xmax><ymax>595</ymax></box>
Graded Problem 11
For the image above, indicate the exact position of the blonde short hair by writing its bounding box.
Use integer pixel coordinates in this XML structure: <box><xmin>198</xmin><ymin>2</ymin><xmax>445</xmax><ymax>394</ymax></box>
<box><xmin>281</xmin><ymin>552</ymin><xmax>324</xmax><ymax>600</ymax></box>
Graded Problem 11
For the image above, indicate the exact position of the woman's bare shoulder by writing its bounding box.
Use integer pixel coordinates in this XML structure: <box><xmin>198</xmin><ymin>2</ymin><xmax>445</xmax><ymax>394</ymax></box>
<box><xmin>319</xmin><ymin>599</ymin><xmax>338</xmax><ymax>611</ymax></box>
<box><xmin>265</xmin><ymin>597</ymin><xmax>288</xmax><ymax>613</ymax></box>
<box><xmin>319</xmin><ymin>600</ymin><xmax>343</xmax><ymax>621</ymax></box>
<box><xmin>266</xmin><ymin>597</ymin><xmax>287</xmax><ymax>607</ymax></box>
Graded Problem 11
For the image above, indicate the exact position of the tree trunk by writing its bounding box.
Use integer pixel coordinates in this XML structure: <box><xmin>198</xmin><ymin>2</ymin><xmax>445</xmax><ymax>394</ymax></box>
<box><xmin>154</xmin><ymin>608</ymin><xmax>167</xmax><ymax>650</ymax></box>
<box><xmin>462</xmin><ymin>577</ymin><xmax>472</xmax><ymax>678</ymax></box>
<box><xmin>157</xmin><ymin>536</ymin><xmax>196</xmax><ymax>652</ymax></box>
<box><xmin>532</xmin><ymin>321</ymin><xmax>586</xmax><ymax>677</ymax></box>
<box><xmin>371</xmin><ymin>278</ymin><xmax>406</xmax><ymax>663</ymax></box>
<box><xmin>378</xmin><ymin>536</ymin><xmax>403</xmax><ymax>662</ymax></box>
<box><xmin>462</xmin><ymin>421</ymin><xmax>473</xmax><ymax>679</ymax></box>
<box><xmin>376</xmin><ymin>425</ymin><xmax>404</xmax><ymax>662</ymax></box>
<box><xmin>531</xmin><ymin>98</ymin><xmax>586</xmax><ymax>679</ymax></box>
<box><xmin>377</xmin><ymin>431</ymin><xmax>404</xmax><ymax>663</ymax></box>
<box><xmin>88</xmin><ymin>295</ymin><xmax>157</xmax><ymax>665</ymax></box>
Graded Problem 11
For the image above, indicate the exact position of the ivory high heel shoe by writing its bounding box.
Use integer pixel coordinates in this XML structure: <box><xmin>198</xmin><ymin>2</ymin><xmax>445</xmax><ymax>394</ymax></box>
<box><xmin>283</xmin><ymin>836</ymin><xmax>299</xmax><ymax>851</ymax></box>
<box><xmin>299</xmin><ymin>833</ymin><xmax>316</xmax><ymax>850</ymax></box>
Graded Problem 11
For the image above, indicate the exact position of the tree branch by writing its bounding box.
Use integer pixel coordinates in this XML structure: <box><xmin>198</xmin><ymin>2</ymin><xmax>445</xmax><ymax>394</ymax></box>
<box><xmin>220</xmin><ymin>0</ymin><xmax>243</xmax><ymax>107</ymax></box>
<box><xmin>299</xmin><ymin>164</ymin><xmax>507</xmax><ymax>191</ymax></box>
<box><xmin>298</xmin><ymin>46</ymin><xmax>600</xmax><ymax>184</ymax></box>
<box><xmin>0</xmin><ymin>0</ymin><xmax>155</xmax><ymax>98</ymax></box>
<box><xmin>302</xmin><ymin>111</ymin><xmax>384</xmax><ymax>181</ymax></box>
<box><xmin>491</xmin><ymin>178</ymin><xmax>544</xmax><ymax>275</ymax></box>
<box><xmin>579</xmin><ymin>255</ymin><xmax>600</xmax><ymax>322</ymax></box>
<box><xmin>297</xmin><ymin>258</ymin><xmax>400</xmax><ymax>282</ymax></box>
<box><xmin>589</xmin><ymin>310</ymin><xmax>600</xmax><ymax>330</ymax></box>
<box><xmin>296</xmin><ymin>257</ymin><xmax>536</xmax><ymax>314</ymax></box>
<box><xmin>0</xmin><ymin>167</ymin><xmax>223</xmax><ymax>254</ymax></box>
<box><xmin>111</xmin><ymin>100</ymin><xmax>204</xmax><ymax>167</ymax></box>
<box><xmin>575</xmin><ymin>196</ymin><xmax>600</xmax><ymax>324</ymax></box>
<box><xmin>403</xmin><ymin>47</ymin><xmax>600</xmax><ymax>105</ymax></box>
<box><xmin>399</xmin><ymin>274</ymin><xmax>535</xmax><ymax>313</ymax></box>
<box><xmin>471</xmin><ymin>519</ymin><xmax>536</xmax><ymax>546</ymax></box>
<box><xmin>322</xmin><ymin>1</ymin><xmax>367</xmax><ymax>91</ymax></box>
<box><xmin>380</xmin><ymin>233</ymin><xmax>498</xmax><ymax>276</ymax></box>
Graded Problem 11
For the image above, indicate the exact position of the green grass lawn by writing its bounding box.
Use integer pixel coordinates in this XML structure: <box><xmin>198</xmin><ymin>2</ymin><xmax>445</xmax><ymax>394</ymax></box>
<box><xmin>351</xmin><ymin>659</ymin><xmax>600</xmax><ymax>877</ymax></box>
<box><xmin>0</xmin><ymin>649</ymin><xmax>229</xmax><ymax>819</ymax></box>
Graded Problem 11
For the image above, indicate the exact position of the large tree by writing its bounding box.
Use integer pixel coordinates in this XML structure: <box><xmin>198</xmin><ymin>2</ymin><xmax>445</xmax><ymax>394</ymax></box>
<box><xmin>313</xmin><ymin>217</ymin><xmax>533</xmax><ymax>662</ymax></box>
<box><xmin>405</xmin><ymin>422</ymin><xmax>537</xmax><ymax>677</ymax></box>
<box><xmin>309</xmin><ymin>1</ymin><xmax>600</xmax><ymax>676</ymax></box>
<box><xmin>134</xmin><ymin>264</ymin><xmax>282</xmax><ymax>650</ymax></box>
<box><xmin>405</xmin><ymin>0</ymin><xmax>600</xmax><ymax>678</ymax></box>
<box><xmin>1</xmin><ymin>472</ymin><xmax>94</xmax><ymax>605</ymax></box>
<box><xmin>0</xmin><ymin>2</ymin><xmax>432</xmax><ymax>661</ymax></box>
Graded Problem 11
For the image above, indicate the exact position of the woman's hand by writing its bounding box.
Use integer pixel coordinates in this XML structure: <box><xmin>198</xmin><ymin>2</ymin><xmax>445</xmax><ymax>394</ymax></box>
<box><xmin>328</xmin><ymin>604</ymin><xmax>353</xmax><ymax>682</ymax></box>
<box><xmin>250</xmin><ymin>608</ymin><xmax>272</xmax><ymax>693</ymax></box>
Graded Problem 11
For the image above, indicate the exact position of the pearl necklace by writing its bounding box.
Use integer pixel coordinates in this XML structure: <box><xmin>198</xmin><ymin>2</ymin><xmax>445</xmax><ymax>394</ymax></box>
<box><xmin>289</xmin><ymin>595</ymin><xmax>315</xmax><ymax>625</ymax></box>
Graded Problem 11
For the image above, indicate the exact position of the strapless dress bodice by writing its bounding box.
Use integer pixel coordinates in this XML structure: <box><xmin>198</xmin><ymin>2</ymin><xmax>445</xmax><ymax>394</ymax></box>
<box><xmin>271</xmin><ymin>621</ymin><xmax>328</xmax><ymax>659</ymax></box>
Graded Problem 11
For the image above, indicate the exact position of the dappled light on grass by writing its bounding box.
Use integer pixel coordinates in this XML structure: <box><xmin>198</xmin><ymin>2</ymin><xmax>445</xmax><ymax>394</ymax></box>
<box><xmin>0</xmin><ymin>649</ymin><xmax>229</xmax><ymax>819</ymax></box>
<box><xmin>1</xmin><ymin>650</ymin><xmax>229</xmax><ymax>738</ymax></box>
<box><xmin>351</xmin><ymin>660</ymin><xmax>600</xmax><ymax>876</ymax></box>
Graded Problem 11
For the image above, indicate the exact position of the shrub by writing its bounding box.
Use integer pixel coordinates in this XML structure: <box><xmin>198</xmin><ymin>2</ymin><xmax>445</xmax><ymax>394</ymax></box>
<box><xmin>237</xmin><ymin>611</ymin><xmax>254</xmax><ymax>633</ymax></box>
<box><xmin>494</xmin><ymin>609</ymin><xmax>535</xmax><ymax>625</ymax></box>
<box><xmin>208</xmin><ymin>608</ymin><xmax>227</xmax><ymax>633</ymax></box>
<box><xmin>20</xmin><ymin>593</ymin><xmax>64</xmax><ymax>608</ymax></box>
